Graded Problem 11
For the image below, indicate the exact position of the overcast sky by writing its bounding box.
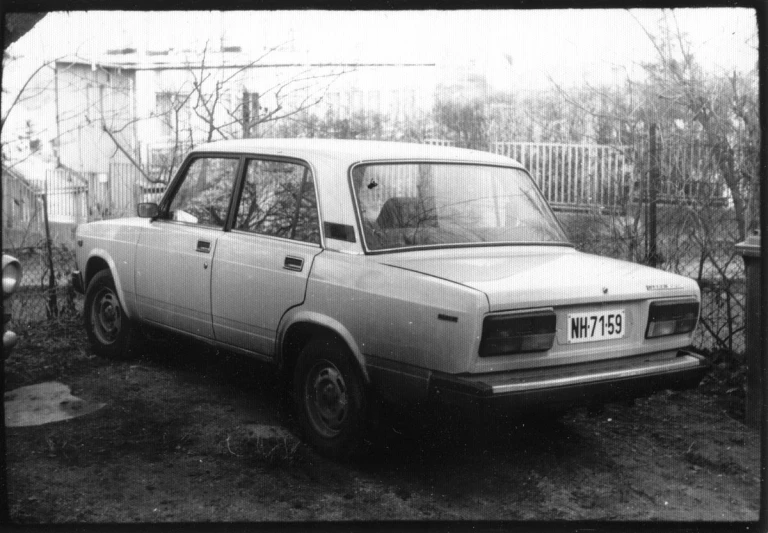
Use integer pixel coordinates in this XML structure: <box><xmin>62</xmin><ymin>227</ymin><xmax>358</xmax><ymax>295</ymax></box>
<box><xmin>2</xmin><ymin>8</ymin><xmax>758</xmax><ymax>123</ymax></box>
<box><xmin>5</xmin><ymin>9</ymin><xmax>758</xmax><ymax>78</ymax></box>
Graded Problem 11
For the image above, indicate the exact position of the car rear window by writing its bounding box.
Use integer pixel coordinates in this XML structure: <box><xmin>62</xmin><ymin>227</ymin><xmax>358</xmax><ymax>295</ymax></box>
<box><xmin>351</xmin><ymin>163</ymin><xmax>568</xmax><ymax>251</ymax></box>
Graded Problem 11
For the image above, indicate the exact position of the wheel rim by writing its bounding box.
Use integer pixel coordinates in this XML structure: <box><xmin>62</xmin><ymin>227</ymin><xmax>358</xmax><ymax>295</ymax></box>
<box><xmin>90</xmin><ymin>287</ymin><xmax>122</xmax><ymax>345</ymax></box>
<box><xmin>304</xmin><ymin>359</ymin><xmax>349</xmax><ymax>438</ymax></box>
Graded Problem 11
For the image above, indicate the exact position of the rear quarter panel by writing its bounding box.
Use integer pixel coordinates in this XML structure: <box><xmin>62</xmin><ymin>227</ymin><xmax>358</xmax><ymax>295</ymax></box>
<box><xmin>299</xmin><ymin>251</ymin><xmax>488</xmax><ymax>375</ymax></box>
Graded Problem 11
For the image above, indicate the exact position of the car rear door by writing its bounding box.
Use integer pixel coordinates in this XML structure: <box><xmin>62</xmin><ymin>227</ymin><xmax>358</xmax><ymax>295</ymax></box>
<box><xmin>135</xmin><ymin>155</ymin><xmax>241</xmax><ymax>338</ymax></box>
<box><xmin>211</xmin><ymin>158</ymin><xmax>322</xmax><ymax>356</ymax></box>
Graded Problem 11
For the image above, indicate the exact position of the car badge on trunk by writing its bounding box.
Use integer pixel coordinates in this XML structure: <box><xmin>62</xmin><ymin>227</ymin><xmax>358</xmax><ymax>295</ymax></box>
<box><xmin>646</xmin><ymin>284</ymin><xmax>684</xmax><ymax>291</ymax></box>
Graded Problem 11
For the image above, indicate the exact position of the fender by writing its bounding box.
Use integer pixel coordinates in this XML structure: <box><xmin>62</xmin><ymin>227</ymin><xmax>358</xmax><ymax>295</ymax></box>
<box><xmin>276</xmin><ymin>308</ymin><xmax>370</xmax><ymax>382</ymax></box>
<box><xmin>85</xmin><ymin>249</ymin><xmax>136</xmax><ymax>320</ymax></box>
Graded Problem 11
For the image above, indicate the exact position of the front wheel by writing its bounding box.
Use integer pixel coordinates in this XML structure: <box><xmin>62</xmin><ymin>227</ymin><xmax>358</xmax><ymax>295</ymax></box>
<box><xmin>84</xmin><ymin>270</ymin><xmax>140</xmax><ymax>359</ymax></box>
<box><xmin>293</xmin><ymin>337</ymin><xmax>367</xmax><ymax>459</ymax></box>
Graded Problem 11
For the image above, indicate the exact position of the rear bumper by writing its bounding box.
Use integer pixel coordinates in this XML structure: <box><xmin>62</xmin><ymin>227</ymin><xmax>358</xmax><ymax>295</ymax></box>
<box><xmin>429</xmin><ymin>349</ymin><xmax>709</xmax><ymax>415</ymax></box>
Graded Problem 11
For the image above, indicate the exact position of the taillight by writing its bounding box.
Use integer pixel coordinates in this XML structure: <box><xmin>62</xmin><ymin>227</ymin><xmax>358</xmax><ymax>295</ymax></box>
<box><xmin>645</xmin><ymin>301</ymin><xmax>699</xmax><ymax>338</ymax></box>
<box><xmin>480</xmin><ymin>310</ymin><xmax>556</xmax><ymax>357</ymax></box>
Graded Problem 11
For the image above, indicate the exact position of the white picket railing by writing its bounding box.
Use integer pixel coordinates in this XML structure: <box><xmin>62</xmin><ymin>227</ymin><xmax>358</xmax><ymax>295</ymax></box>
<box><xmin>23</xmin><ymin>138</ymin><xmax>727</xmax><ymax>228</ymax></box>
<box><xmin>422</xmin><ymin>140</ymin><xmax>633</xmax><ymax>210</ymax></box>
<box><xmin>489</xmin><ymin>142</ymin><xmax>632</xmax><ymax>210</ymax></box>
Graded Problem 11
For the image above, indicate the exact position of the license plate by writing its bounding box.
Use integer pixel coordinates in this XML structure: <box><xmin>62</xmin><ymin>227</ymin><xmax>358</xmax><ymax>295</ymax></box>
<box><xmin>567</xmin><ymin>309</ymin><xmax>626</xmax><ymax>344</ymax></box>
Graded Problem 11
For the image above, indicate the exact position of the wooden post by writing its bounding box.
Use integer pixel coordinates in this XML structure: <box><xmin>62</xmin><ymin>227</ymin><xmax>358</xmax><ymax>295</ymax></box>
<box><xmin>736</xmin><ymin>231</ymin><xmax>762</xmax><ymax>429</ymax></box>
<box><xmin>42</xmin><ymin>174</ymin><xmax>58</xmax><ymax>318</ymax></box>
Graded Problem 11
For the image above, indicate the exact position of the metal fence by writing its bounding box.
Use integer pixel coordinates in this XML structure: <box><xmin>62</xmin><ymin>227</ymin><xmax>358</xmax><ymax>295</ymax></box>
<box><xmin>490</xmin><ymin>141</ymin><xmax>632</xmax><ymax>210</ymax></box>
<box><xmin>46</xmin><ymin>164</ymin><xmax>168</xmax><ymax>224</ymax></box>
<box><xmin>5</xmin><ymin>165</ymin><xmax>168</xmax><ymax>249</ymax></box>
<box><xmin>562</xmin><ymin>205</ymin><xmax>745</xmax><ymax>354</ymax></box>
<box><xmin>6</xmin><ymin>244</ymin><xmax>80</xmax><ymax>328</ymax></box>
<box><xmin>424</xmin><ymin>139</ymin><xmax>731</xmax><ymax>212</ymax></box>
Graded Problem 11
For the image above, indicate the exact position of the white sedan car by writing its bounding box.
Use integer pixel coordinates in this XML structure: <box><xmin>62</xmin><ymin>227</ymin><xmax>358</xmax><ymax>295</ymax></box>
<box><xmin>72</xmin><ymin>139</ymin><xmax>708</xmax><ymax>457</ymax></box>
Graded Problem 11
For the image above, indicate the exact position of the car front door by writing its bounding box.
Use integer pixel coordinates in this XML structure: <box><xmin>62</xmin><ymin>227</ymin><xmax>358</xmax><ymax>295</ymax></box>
<box><xmin>135</xmin><ymin>155</ymin><xmax>240</xmax><ymax>338</ymax></box>
<box><xmin>211</xmin><ymin>158</ymin><xmax>322</xmax><ymax>356</ymax></box>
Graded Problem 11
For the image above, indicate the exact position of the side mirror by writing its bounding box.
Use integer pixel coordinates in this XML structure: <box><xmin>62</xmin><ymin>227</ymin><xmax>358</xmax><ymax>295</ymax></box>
<box><xmin>137</xmin><ymin>203</ymin><xmax>159</xmax><ymax>218</ymax></box>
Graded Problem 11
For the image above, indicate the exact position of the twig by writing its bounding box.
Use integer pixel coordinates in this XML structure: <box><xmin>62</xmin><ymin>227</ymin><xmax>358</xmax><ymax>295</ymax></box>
<box><xmin>226</xmin><ymin>435</ymin><xmax>241</xmax><ymax>457</ymax></box>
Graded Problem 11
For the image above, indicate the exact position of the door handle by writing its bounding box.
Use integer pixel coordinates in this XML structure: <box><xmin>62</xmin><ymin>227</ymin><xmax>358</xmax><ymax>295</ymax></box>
<box><xmin>283</xmin><ymin>256</ymin><xmax>304</xmax><ymax>272</ymax></box>
<box><xmin>196</xmin><ymin>240</ymin><xmax>211</xmax><ymax>253</ymax></box>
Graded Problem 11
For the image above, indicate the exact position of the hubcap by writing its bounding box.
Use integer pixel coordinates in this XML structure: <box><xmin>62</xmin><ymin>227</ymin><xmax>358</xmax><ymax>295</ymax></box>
<box><xmin>91</xmin><ymin>287</ymin><xmax>121</xmax><ymax>345</ymax></box>
<box><xmin>305</xmin><ymin>360</ymin><xmax>348</xmax><ymax>438</ymax></box>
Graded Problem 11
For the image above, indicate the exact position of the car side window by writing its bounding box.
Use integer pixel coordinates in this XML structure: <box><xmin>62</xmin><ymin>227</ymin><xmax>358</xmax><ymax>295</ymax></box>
<box><xmin>234</xmin><ymin>159</ymin><xmax>320</xmax><ymax>244</ymax></box>
<box><xmin>167</xmin><ymin>157</ymin><xmax>239</xmax><ymax>228</ymax></box>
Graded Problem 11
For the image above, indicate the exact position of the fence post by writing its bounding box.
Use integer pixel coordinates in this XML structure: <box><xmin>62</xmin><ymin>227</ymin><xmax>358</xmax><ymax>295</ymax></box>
<box><xmin>735</xmin><ymin>230</ymin><xmax>762</xmax><ymax>429</ymax></box>
<box><xmin>41</xmin><ymin>175</ymin><xmax>58</xmax><ymax>318</ymax></box>
<box><xmin>647</xmin><ymin>123</ymin><xmax>659</xmax><ymax>267</ymax></box>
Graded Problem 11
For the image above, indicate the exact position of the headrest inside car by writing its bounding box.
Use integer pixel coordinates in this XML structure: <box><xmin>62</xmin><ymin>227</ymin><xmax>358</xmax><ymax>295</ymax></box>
<box><xmin>376</xmin><ymin>197</ymin><xmax>436</xmax><ymax>228</ymax></box>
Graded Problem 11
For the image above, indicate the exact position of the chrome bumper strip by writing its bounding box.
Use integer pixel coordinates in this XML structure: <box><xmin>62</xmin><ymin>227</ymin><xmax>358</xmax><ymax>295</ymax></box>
<box><xmin>487</xmin><ymin>354</ymin><xmax>702</xmax><ymax>395</ymax></box>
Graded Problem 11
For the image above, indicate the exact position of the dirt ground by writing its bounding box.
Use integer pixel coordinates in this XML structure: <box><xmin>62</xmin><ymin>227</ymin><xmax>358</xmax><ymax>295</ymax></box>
<box><xmin>3</xmin><ymin>318</ymin><xmax>762</xmax><ymax>523</ymax></box>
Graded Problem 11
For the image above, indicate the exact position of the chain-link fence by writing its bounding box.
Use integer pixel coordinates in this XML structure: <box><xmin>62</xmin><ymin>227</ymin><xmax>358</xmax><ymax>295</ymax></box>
<box><xmin>5</xmin><ymin>243</ymin><xmax>81</xmax><ymax>328</ymax></box>
<box><xmin>562</xmin><ymin>203</ymin><xmax>745</xmax><ymax>354</ymax></box>
<box><xmin>556</xmin><ymin>131</ymin><xmax>749</xmax><ymax>355</ymax></box>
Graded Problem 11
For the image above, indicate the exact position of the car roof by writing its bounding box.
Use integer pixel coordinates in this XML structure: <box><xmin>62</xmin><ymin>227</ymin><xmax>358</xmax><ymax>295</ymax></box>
<box><xmin>191</xmin><ymin>138</ymin><xmax>524</xmax><ymax>168</ymax></box>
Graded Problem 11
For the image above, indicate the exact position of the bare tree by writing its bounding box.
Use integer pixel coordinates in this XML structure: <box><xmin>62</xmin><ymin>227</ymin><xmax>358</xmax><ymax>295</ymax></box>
<box><xmin>1</xmin><ymin>54</ymin><xmax>75</xmax><ymax>168</ymax></box>
<box><xmin>432</xmin><ymin>98</ymin><xmax>488</xmax><ymax>150</ymax></box>
<box><xmin>97</xmin><ymin>43</ymin><xmax>350</xmax><ymax>183</ymax></box>
<box><xmin>551</xmin><ymin>11</ymin><xmax>757</xmax><ymax>352</ymax></box>
<box><xmin>631</xmin><ymin>11</ymin><xmax>759</xmax><ymax>239</ymax></box>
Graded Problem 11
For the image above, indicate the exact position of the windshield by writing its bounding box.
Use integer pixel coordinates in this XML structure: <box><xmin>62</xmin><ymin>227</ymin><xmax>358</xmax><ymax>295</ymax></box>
<box><xmin>352</xmin><ymin>163</ymin><xmax>569</xmax><ymax>251</ymax></box>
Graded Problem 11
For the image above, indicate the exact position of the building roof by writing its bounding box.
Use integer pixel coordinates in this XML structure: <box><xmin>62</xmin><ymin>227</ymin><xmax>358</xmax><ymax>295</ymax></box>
<box><xmin>191</xmin><ymin>138</ymin><xmax>523</xmax><ymax>168</ymax></box>
<box><xmin>7</xmin><ymin>155</ymin><xmax>89</xmax><ymax>188</ymax></box>
<box><xmin>1</xmin><ymin>163</ymin><xmax>40</xmax><ymax>194</ymax></box>
<box><xmin>55</xmin><ymin>55</ymin><xmax>436</xmax><ymax>72</ymax></box>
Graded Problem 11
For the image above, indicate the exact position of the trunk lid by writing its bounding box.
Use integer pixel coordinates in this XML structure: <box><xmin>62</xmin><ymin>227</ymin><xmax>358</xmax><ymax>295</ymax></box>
<box><xmin>380</xmin><ymin>246</ymin><xmax>698</xmax><ymax>311</ymax></box>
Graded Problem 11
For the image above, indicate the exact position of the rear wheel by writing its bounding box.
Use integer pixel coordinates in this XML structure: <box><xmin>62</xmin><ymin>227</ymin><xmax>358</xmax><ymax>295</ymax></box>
<box><xmin>293</xmin><ymin>336</ymin><xmax>367</xmax><ymax>459</ymax></box>
<box><xmin>84</xmin><ymin>270</ymin><xmax>140</xmax><ymax>359</ymax></box>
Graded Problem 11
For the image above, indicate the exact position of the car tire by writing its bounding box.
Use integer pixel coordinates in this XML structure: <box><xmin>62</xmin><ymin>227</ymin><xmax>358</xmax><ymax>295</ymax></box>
<box><xmin>84</xmin><ymin>269</ymin><xmax>141</xmax><ymax>359</ymax></box>
<box><xmin>293</xmin><ymin>336</ymin><xmax>367</xmax><ymax>460</ymax></box>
